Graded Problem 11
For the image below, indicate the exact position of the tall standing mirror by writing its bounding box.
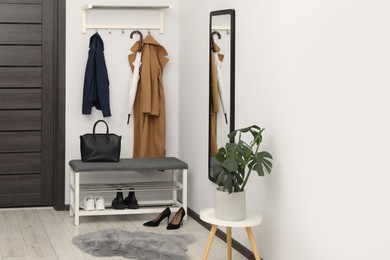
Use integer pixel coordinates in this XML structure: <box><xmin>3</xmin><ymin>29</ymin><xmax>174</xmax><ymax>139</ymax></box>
<box><xmin>209</xmin><ymin>9</ymin><xmax>235</xmax><ymax>181</ymax></box>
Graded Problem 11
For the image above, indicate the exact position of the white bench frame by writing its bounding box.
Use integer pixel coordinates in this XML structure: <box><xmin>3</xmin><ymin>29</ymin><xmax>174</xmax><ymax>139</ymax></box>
<box><xmin>69</xmin><ymin>158</ymin><xmax>187</xmax><ymax>226</ymax></box>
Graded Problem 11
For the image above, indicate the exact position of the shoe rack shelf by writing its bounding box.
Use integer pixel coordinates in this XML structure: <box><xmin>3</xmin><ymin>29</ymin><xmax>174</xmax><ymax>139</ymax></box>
<box><xmin>79</xmin><ymin>181</ymin><xmax>183</xmax><ymax>193</ymax></box>
<box><xmin>69</xmin><ymin>157</ymin><xmax>188</xmax><ymax>226</ymax></box>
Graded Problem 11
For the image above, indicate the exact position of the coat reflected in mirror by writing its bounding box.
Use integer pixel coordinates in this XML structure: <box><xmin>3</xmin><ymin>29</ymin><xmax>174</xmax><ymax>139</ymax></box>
<box><xmin>209</xmin><ymin>9</ymin><xmax>235</xmax><ymax>181</ymax></box>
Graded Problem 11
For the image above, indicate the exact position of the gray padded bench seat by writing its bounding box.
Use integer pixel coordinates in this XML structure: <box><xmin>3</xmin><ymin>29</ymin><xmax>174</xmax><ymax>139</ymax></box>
<box><xmin>69</xmin><ymin>157</ymin><xmax>188</xmax><ymax>172</ymax></box>
<box><xmin>69</xmin><ymin>157</ymin><xmax>188</xmax><ymax>225</ymax></box>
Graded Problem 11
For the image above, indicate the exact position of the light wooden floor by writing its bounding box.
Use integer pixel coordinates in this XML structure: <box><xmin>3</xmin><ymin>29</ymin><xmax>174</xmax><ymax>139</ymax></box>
<box><xmin>0</xmin><ymin>207</ymin><xmax>248</xmax><ymax>260</ymax></box>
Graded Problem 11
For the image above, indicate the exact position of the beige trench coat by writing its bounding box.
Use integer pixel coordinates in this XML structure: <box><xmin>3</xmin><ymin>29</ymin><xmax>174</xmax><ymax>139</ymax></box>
<box><xmin>128</xmin><ymin>35</ymin><xmax>169</xmax><ymax>158</ymax></box>
<box><xmin>210</xmin><ymin>43</ymin><xmax>224</xmax><ymax>156</ymax></box>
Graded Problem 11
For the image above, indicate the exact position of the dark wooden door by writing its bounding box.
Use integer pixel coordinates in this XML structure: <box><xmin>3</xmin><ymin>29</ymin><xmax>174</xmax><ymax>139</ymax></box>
<box><xmin>0</xmin><ymin>0</ymin><xmax>56</xmax><ymax>207</ymax></box>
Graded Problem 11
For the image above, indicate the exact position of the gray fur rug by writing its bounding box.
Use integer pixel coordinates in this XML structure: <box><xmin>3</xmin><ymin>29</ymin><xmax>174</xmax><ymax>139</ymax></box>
<box><xmin>72</xmin><ymin>229</ymin><xmax>195</xmax><ymax>260</ymax></box>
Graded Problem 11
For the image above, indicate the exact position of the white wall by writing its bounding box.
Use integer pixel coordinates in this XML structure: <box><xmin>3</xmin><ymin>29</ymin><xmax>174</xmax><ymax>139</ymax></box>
<box><xmin>65</xmin><ymin>0</ymin><xmax>180</xmax><ymax>202</ymax></box>
<box><xmin>179</xmin><ymin>1</ymin><xmax>390</xmax><ymax>259</ymax></box>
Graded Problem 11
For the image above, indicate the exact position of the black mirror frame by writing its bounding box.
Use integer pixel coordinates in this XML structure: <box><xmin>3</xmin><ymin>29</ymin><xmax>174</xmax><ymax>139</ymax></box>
<box><xmin>208</xmin><ymin>9</ymin><xmax>235</xmax><ymax>182</ymax></box>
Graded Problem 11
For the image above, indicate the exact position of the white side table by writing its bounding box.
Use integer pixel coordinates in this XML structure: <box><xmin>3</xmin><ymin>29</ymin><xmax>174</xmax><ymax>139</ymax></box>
<box><xmin>199</xmin><ymin>208</ymin><xmax>262</xmax><ymax>260</ymax></box>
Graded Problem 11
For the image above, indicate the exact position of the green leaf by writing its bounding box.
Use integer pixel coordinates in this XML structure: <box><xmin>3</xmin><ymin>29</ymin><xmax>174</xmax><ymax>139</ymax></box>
<box><xmin>227</xmin><ymin>129</ymin><xmax>238</xmax><ymax>140</ymax></box>
<box><xmin>238</xmin><ymin>167</ymin><xmax>245</xmax><ymax>179</ymax></box>
<box><xmin>212</xmin><ymin>164</ymin><xmax>225</xmax><ymax>184</ymax></box>
<box><xmin>216</xmin><ymin>171</ymin><xmax>226</xmax><ymax>186</ymax></box>
<box><xmin>233</xmin><ymin>182</ymin><xmax>241</xmax><ymax>192</ymax></box>
<box><xmin>233</xmin><ymin>171</ymin><xmax>244</xmax><ymax>185</ymax></box>
<box><xmin>252</xmin><ymin>163</ymin><xmax>264</xmax><ymax>176</ymax></box>
<box><xmin>222</xmin><ymin>153</ymin><xmax>238</xmax><ymax>172</ymax></box>
<box><xmin>224</xmin><ymin>174</ymin><xmax>233</xmax><ymax>193</ymax></box>
<box><xmin>240</xmin><ymin>125</ymin><xmax>260</xmax><ymax>133</ymax></box>
<box><xmin>251</xmin><ymin>151</ymin><xmax>273</xmax><ymax>176</ymax></box>
<box><xmin>215</xmin><ymin>147</ymin><xmax>227</xmax><ymax>163</ymax></box>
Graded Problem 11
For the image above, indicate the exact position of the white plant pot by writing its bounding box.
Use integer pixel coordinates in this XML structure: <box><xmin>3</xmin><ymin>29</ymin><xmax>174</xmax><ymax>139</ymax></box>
<box><xmin>214</xmin><ymin>187</ymin><xmax>246</xmax><ymax>221</ymax></box>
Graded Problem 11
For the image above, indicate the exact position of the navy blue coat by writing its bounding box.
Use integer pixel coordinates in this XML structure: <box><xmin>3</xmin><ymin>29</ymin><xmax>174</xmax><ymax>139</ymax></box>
<box><xmin>82</xmin><ymin>33</ymin><xmax>111</xmax><ymax>117</ymax></box>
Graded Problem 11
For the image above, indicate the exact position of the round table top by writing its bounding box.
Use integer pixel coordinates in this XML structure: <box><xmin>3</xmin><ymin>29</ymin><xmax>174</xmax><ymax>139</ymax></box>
<box><xmin>199</xmin><ymin>208</ymin><xmax>262</xmax><ymax>227</ymax></box>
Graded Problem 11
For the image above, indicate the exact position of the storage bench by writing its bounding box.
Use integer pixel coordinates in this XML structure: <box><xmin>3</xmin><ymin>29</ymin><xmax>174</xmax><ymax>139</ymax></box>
<box><xmin>69</xmin><ymin>157</ymin><xmax>188</xmax><ymax>225</ymax></box>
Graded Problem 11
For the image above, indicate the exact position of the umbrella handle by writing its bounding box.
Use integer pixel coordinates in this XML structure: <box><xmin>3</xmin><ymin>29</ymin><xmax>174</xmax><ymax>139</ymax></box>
<box><xmin>130</xmin><ymin>30</ymin><xmax>143</xmax><ymax>52</ymax></box>
<box><xmin>211</xmin><ymin>31</ymin><xmax>221</xmax><ymax>50</ymax></box>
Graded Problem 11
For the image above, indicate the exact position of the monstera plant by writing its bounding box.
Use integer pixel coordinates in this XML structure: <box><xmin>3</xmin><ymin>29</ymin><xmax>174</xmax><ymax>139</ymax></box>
<box><xmin>213</xmin><ymin>125</ymin><xmax>273</xmax><ymax>193</ymax></box>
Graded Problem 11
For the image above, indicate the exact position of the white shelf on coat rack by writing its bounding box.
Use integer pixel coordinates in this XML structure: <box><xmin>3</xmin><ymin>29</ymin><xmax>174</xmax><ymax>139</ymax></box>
<box><xmin>81</xmin><ymin>4</ymin><xmax>172</xmax><ymax>34</ymax></box>
<box><xmin>211</xmin><ymin>25</ymin><xmax>231</xmax><ymax>33</ymax></box>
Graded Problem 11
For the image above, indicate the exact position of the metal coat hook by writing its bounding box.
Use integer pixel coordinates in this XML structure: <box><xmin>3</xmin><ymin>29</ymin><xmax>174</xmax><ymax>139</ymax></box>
<box><xmin>130</xmin><ymin>30</ymin><xmax>144</xmax><ymax>52</ymax></box>
<box><xmin>108</xmin><ymin>28</ymin><xmax>111</xmax><ymax>34</ymax></box>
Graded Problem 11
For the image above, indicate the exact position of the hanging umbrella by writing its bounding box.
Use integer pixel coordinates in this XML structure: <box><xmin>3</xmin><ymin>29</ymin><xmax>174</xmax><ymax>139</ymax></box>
<box><xmin>213</xmin><ymin>51</ymin><xmax>228</xmax><ymax>124</ymax></box>
<box><xmin>127</xmin><ymin>51</ymin><xmax>142</xmax><ymax>124</ymax></box>
<box><xmin>127</xmin><ymin>30</ymin><xmax>143</xmax><ymax>124</ymax></box>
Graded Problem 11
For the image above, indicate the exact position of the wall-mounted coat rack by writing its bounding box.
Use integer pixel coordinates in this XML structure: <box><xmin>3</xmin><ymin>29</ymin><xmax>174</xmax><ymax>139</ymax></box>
<box><xmin>81</xmin><ymin>4</ymin><xmax>172</xmax><ymax>34</ymax></box>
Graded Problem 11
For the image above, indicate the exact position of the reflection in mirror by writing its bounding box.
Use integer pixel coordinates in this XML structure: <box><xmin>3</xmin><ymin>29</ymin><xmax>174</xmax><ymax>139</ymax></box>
<box><xmin>209</xmin><ymin>9</ymin><xmax>235</xmax><ymax>181</ymax></box>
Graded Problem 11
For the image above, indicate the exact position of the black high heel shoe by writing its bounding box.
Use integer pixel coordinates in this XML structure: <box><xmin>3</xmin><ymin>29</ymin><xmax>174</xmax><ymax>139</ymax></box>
<box><xmin>143</xmin><ymin>207</ymin><xmax>171</xmax><ymax>227</ymax></box>
<box><xmin>167</xmin><ymin>207</ymin><xmax>185</xmax><ymax>230</ymax></box>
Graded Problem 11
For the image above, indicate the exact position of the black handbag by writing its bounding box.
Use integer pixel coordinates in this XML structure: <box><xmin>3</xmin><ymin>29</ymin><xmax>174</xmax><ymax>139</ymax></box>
<box><xmin>80</xmin><ymin>120</ymin><xmax>122</xmax><ymax>162</ymax></box>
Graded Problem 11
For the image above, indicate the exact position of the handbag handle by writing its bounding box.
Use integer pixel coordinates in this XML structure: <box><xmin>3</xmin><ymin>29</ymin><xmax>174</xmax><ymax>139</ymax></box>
<box><xmin>92</xmin><ymin>120</ymin><xmax>109</xmax><ymax>139</ymax></box>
